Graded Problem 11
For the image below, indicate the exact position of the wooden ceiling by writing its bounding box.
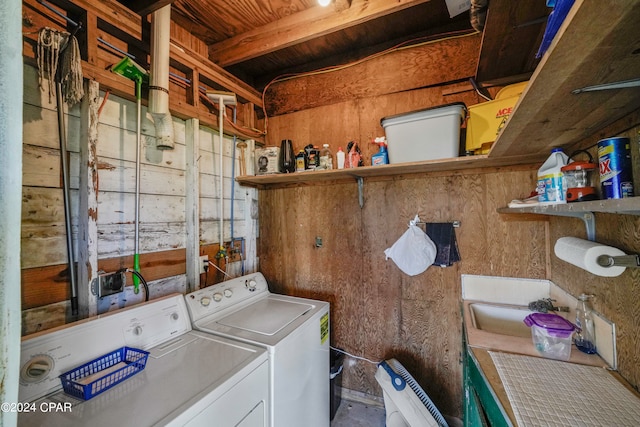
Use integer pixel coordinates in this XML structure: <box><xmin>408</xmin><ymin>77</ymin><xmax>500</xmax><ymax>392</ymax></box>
<box><xmin>115</xmin><ymin>0</ymin><xmax>551</xmax><ymax>91</ymax></box>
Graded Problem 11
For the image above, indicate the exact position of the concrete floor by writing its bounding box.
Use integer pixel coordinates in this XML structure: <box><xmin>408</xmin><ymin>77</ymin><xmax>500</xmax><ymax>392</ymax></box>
<box><xmin>330</xmin><ymin>396</ymin><xmax>464</xmax><ymax>427</ymax></box>
<box><xmin>331</xmin><ymin>399</ymin><xmax>386</xmax><ymax>427</ymax></box>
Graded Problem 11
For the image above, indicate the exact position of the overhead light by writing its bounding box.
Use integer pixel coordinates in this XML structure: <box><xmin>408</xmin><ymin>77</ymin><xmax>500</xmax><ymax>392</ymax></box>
<box><xmin>318</xmin><ymin>0</ymin><xmax>331</xmax><ymax>6</ymax></box>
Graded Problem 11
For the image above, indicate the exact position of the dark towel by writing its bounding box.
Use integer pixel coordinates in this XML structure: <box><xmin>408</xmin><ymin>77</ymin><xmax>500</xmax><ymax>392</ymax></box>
<box><xmin>424</xmin><ymin>223</ymin><xmax>461</xmax><ymax>267</ymax></box>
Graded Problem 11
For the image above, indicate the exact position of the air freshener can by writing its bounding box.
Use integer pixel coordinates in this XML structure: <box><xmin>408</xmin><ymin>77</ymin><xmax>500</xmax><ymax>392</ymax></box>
<box><xmin>597</xmin><ymin>137</ymin><xmax>634</xmax><ymax>199</ymax></box>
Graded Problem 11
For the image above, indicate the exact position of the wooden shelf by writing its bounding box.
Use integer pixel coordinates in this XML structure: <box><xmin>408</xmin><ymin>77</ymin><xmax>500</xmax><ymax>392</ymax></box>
<box><xmin>238</xmin><ymin>1</ymin><xmax>640</xmax><ymax>189</ymax></box>
<box><xmin>498</xmin><ymin>197</ymin><xmax>640</xmax><ymax>216</ymax></box>
<box><xmin>498</xmin><ymin>197</ymin><xmax>640</xmax><ymax>241</ymax></box>
<box><xmin>236</xmin><ymin>154</ymin><xmax>542</xmax><ymax>188</ymax></box>
<box><xmin>488</xmin><ymin>1</ymin><xmax>640</xmax><ymax>158</ymax></box>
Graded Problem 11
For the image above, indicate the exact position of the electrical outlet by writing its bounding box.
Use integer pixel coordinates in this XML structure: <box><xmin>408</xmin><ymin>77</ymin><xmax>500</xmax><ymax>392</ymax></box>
<box><xmin>200</xmin><ymin>255</ymin><xmax>209</xmax><ymax>274</ymax></box>
<box><xmin>94</xmin><ymin>271</ymin><xmax>126</xmax><ymax>298</ymax></box>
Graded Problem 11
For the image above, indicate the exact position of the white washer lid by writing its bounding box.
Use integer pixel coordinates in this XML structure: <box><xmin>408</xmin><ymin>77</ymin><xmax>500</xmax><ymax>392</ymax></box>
<box><xmin>217</xmin><ymin>298</ymin><xmax>313</xmax><ymax>335</ymax></box>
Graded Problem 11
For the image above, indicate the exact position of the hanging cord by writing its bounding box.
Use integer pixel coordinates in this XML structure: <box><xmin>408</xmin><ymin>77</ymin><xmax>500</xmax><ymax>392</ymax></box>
<box><xmin>208</xmin><ymin>260</ymin><xmax>233</xmax><ymax>280</ymax></box>
<box><xmin>122</xmin><ymin>268</ymin><xmax>150</xmax><ymax>302</ymax></box>
<box><xmin>330</xmin><ymin>346</ymin><xmax>381</xmax><ymax>365</ymax></box>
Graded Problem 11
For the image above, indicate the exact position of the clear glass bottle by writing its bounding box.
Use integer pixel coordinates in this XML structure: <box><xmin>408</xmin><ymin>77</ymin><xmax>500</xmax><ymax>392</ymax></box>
<box><xmin>319</xmin><ymin>144</ymin><xmax>333</xmax><ymax>170</ymax></box>
<box><xmin>574</xmin><ymin>293</ymin><xmax>596</xmax><ymax>354</ymax></box>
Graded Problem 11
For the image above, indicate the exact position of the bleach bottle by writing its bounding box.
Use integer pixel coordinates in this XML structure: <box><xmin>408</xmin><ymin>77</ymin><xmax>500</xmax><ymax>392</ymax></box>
<box><xmin>371</xmin><ymin>137</ymin><xmax>389</xmax><ymax>166</ymax></box>
<box><xmin>537</xmin><ymin>148</ymin><xmax>569</xmax><ymax>203</ymax></box>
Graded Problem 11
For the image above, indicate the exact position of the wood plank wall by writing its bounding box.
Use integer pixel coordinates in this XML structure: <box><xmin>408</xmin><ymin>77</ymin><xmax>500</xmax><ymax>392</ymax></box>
<box><xmin>21</xmin><ymin>64</ymin><xmax>258</xmax><ymax>333</ymax></box>
<box><xmin>259</xmin><ymin>34</ymin><xmax>548</xmax><ymax>418</ymax></box>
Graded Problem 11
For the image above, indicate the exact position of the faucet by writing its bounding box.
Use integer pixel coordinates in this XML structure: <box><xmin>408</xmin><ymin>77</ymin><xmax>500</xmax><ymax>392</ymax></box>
<box><xmin>528</xmin><ymin>298</ymin><xmax>570</xmax><ymax>313</ymax></box>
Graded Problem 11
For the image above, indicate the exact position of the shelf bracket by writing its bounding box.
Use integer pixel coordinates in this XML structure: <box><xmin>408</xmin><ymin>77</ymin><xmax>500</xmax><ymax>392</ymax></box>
<box><xmin>551</xmin><ymin>211</ymin><xmax>596</xmax><ymax>241</ymax></box>
<box><xmin>571</xmin><ymin>78</ymin><xmax>640</xmax><ymax>94</ymax></box>
<box><xmin>357</xmin><ymin>177</ymin><xmax>364</xmax><ymax>209</ymax></box>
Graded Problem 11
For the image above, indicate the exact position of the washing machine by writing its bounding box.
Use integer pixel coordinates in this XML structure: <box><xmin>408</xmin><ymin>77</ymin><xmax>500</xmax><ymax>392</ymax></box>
<box><xmin>18</xmin><ymin>294</ymin><xmax>269</xmax><ymax>426</ymax></box>
<box><xmin>184</xmin><ymin>272</ymin><xmax>330</xmax><ymax>427</ymax></box>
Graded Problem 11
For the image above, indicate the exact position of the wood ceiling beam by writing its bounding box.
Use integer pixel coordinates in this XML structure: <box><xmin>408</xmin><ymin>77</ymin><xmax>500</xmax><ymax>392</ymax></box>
<box><xmin>334</xmin><ymin>0</ymin><xmax>352</xmax><ymax>12</ymax></box>
<box><xmin>169</xmin><ymin>45</ymin><xmax>263</xmax><ymax>107</ymax></box>
<box><xmin>122</xmin><ymin>0</ymin><xmax>176</xmax><ymax>16</ymax></box>
<box><xmin>208</xmin><ymin>0</ymin><xmax>432</xmax><ymax>67</ymax></box>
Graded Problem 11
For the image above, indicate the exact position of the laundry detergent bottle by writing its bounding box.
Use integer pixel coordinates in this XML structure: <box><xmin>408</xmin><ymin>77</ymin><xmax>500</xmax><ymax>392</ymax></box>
<box><xmin>537</xmin><ymin>148</ymin><xmax>569</xmax><ymax>203</ymax></box>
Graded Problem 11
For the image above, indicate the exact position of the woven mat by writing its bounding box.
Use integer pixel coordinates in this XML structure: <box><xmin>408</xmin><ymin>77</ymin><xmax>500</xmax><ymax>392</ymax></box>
<box><xmin>489</xmin><ymin>351</ymin><xmax>640</xmax><ymax>426</ymax></box>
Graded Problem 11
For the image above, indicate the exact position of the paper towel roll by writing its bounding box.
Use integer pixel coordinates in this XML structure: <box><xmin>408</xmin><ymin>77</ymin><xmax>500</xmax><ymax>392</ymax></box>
<box><xmin>554</xmin><ymin>237</ymin><xmax>626</xmax><ymax>277</ymax></box>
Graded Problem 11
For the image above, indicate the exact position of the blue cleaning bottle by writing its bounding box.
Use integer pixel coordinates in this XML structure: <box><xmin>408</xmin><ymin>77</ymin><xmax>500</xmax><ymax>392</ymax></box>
<box><xmin>371</xmin><ymin>137</ymin><xmax>389</xmax><ymax>166</ymax></box>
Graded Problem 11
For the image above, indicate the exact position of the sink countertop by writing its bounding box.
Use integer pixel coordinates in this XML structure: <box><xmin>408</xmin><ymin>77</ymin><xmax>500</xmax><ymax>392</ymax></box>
<box><xmin>463</xmin><ymin>298</ymin><xmax>638</xmax><ymax>426</ymax></box>
<box><xmin>461</xmin><ymin>275</ymin><xmax>637</xmax><ymax>426</ymax></box>
<box><xmin>469</xmin><ymin>347</ymin><xmax>640</xmax><ymax>427</ymax></box>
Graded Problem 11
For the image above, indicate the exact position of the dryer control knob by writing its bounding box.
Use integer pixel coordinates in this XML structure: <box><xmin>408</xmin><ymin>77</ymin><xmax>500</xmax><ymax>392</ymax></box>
<box><xmin>133</xmin><ymin>326</ymin><xmax>143</xmax><ymax>336</ymax></box>
<box><xmin>224</xmin><ymin>289</ymin><xmax>233</xmax><ymax>298</ymax></box>
<box><xmin>213</xmin><ymin>292</ymin><xmax>223</xmax><ymax>302</ymax></box>
<box><xmin>246</xmin><ymin>279</ymin><xmax>257</xmax><ymax>292</ymax></box>
<box><xmin>200</xmin><ymin>296</ymin><xmax>211</xmax><ymax>307</ymax></box>
<box><xmin>170</xmin><ymin>312</ymin><xmax>179</xmax><ymax>321</ymax></box>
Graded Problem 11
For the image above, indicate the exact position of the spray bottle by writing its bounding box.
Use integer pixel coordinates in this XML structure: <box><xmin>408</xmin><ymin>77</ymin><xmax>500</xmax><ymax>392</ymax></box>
<box><xmin>371</xmin><ymin>137</ymin><xmax>389</xmax><ymax>166</ymax></box>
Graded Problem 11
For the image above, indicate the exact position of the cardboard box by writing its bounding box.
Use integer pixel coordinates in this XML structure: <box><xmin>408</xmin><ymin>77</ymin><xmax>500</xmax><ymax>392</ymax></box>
<box><xmin>255</xmin><ymin>146</ymin><xmax>280</xmax><ymax>175</ymax></box>
<box><xmin>465</xmin><ymin>81</ymin><xmax>528</xmax><ymax>154</ymax></box>
<box><xmin>381</xmin><ymin>103</ymin><xmax>466</xmax><ymax>164</ymax></box>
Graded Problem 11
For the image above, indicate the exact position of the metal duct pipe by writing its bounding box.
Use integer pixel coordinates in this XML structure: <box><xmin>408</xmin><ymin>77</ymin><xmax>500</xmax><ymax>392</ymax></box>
<box><xmin>149</xmin><ymin>5</ymin><xmax>174</xmax><ymax>150</ymax></box>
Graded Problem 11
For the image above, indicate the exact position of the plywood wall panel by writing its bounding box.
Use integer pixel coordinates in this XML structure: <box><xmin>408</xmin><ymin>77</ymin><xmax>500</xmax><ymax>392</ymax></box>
<box><xmin>448</xmin><ymin>173</ymin><xmax>488</xmax><ymax>274</ymax></box>
<box><xmin>258</xmin><ymin>181</ymin><xmax>366</xmax><ymax>384</ymax></box>
<box><xmin>549</xmin><ymin>212</ymin><xmax>640</xmax><ymax>390</ymax></box>
<box><xmin>266</xmin><ymin>33</ymin><xmax>482</xmax><ymax>115</ymax></box>
<box><xmin>485</xmin><ymin>169</ymin><xmax>548</xmax><ymax>278</ymax></box>
<box><xmin>266</xmin><ymin>88</ymin><xmax>485</xmax><ymax>167</ymax></box>
<box><xmin>261</xmin><ymin>61</ymin><xmax>549</xmax><ymax>417</ymax></box>
<box><xmin>257</xmin><ymin>163</ymin><xmax>541</xmax><ymax>417</ymax></box>
<box><xmin>359</xmin><ymin>174</ymin><xmax>465</xmax><ymax>414</ymax></box>
<box><xmin>262</xmin><ymin>56</ymin><xmax>553</xmax><ymax>414</ymax></box>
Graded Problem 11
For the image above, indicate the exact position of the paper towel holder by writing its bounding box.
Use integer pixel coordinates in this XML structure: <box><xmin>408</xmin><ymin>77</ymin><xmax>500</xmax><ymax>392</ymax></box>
<box><xmin>596</xmin><ymin>254</ymin><xmax>640</xmax><ymax>268</ymax></box>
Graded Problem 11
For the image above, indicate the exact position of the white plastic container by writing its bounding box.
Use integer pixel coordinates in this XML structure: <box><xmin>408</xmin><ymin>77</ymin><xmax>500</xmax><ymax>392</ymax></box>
<box><xmin>524</xmin><ymin>312</ymin><xmax>576</xmax><ymax>361</ymax></box>
<box><xmin>381</xmin><ymin>103</ymin><xmax>466</xmax><ymax>164</ymax></box>
<box><xmin>537</xmin><ymin>148</ymin><xmax>569</xmax><ymax>204</ymax></box>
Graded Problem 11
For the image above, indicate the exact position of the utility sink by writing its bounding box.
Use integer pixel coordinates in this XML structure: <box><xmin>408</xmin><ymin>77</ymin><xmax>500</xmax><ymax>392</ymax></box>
<box><xmin>468</xmin><ymin>302</ymin><xmax>533</xmax><ymax>338</ymax></box>
<box><xmin>461</xmin><ymin>275</ymin><xmax>614</xmax><ymax>368</ymax></box>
